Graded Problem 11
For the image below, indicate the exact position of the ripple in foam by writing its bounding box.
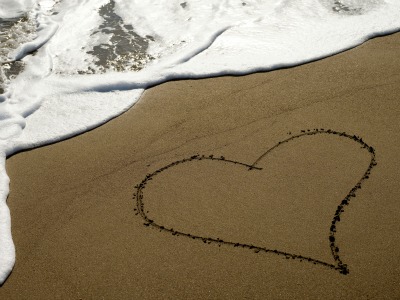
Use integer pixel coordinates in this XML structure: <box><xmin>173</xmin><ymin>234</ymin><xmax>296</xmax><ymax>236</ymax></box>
<box><xmin>0</xmin><ymin>0</ymin><xmax>399</xmax><ymax>285</ymax></box>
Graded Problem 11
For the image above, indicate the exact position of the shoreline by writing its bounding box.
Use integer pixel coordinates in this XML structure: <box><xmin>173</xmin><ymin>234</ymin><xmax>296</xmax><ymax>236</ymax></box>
<box><xmin>1</xmin><ymin>32</ymin><xmax>400</xmax><ymax>298</ymax></box>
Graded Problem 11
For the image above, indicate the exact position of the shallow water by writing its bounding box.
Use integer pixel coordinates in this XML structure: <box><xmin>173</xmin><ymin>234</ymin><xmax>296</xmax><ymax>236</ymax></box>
<box><xmin>0</xmin><ymin>16</ymin><xmax>34</xmax><ymax>94</ymax></box>
<box><xmin>86</xmin><ymin>0</ymin><xmax>153</xmax><ymax>73</ymax></box>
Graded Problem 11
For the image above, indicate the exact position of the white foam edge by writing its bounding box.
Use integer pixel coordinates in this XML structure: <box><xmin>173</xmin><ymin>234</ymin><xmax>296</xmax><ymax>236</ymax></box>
<box><xmin>0</xmin><ymin>154</ymin><xmax>13</xmax><ymax>285</ymax></box>
<box><xmin>8</xmin><ymin>21</ymin><xmax>58</xmax><ymax>62</ymax></box>
<box><xmin>0</xmin><ymin>88</ymin><xmax>143</xmax><ymax>284</ymax></box>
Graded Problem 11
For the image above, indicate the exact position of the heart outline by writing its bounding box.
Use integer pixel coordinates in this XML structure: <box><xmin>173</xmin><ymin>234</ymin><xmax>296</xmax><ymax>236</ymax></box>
<box><xmin>133</xmin><ymin>129</ymin><xmax>377</xmax><ymax>275</ymax></box>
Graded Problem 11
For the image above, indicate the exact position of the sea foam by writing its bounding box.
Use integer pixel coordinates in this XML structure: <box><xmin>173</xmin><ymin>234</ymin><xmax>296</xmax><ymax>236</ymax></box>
<box><xmin>0</xmin><ymin>0</ymin><xmax>399</xmax><ymax>284</ymax></box>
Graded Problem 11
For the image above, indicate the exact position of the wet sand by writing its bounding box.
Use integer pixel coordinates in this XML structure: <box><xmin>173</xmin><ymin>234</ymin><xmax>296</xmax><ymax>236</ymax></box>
<box><xmin>1</xmin><ymin>32</ymin><xmax>400</xmax><ymax>299</ymax></box>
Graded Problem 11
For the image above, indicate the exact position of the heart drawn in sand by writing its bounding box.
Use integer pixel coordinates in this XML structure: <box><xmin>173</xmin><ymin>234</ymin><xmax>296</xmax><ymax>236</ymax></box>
<box><xmin>133</xmin><ymin>129</ymin><xmax>377</xmax><ymax>275</ymax></box>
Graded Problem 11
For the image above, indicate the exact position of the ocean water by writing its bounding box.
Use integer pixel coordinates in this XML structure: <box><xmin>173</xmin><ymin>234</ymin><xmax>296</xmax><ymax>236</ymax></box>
<box><xmin>0</xmin><ymin>0</ymin><xmax>399</xmax><ymax>284</ymax></box>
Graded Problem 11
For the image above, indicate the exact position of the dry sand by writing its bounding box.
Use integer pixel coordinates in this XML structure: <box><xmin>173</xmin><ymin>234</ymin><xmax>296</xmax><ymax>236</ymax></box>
<box><xmin>1</xmin><ymin>32</ymin><xmax>400</xmax><ymax>299</ymax></box>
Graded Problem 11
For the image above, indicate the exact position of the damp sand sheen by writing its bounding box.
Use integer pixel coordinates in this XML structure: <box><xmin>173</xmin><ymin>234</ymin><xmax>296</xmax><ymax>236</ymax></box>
<box><xmin>0</xmin><ymin>0</ymin><xmax>400</xmax><ymax>298</ymax></box>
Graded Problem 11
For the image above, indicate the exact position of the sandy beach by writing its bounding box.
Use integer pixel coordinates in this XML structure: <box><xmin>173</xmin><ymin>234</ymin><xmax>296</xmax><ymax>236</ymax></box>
<box><xmin>1</xmin><ymin>32</ymin><xmax>400</xmax><ymax>299</ymax></box>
